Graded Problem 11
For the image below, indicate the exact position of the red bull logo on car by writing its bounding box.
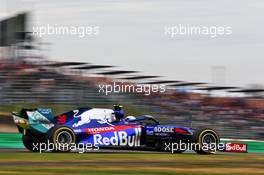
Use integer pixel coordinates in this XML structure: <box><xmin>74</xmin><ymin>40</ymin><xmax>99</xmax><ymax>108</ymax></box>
<box><xmin>82</xmin><ymin>127</ymin><xmax>141</xmax><ymax>147</ymax></box>
<box><xmin>72</xmin><ymin>108</ymin><xmax>115</xmax><ymax>127</ymax></box>
<box><xmin>94</xmin><ymin>128</ymin><xmax>141</xmax><ymax>147</ymax></box>
<box><xmin>225</xmin><ymin>143</ymin><xmax>247</xmax><ymax>153</ymax></box>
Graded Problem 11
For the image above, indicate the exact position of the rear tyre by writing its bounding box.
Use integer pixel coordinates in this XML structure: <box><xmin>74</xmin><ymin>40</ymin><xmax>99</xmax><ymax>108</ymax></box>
<box><xmin>22</xmin><ymin>135</ymin><xmax>42</xmax><ymax>152</ymax></box>
<box><xmin>46</xmin><ymin>126</ymin><xmax>76</xmax><ymax>152</ymax></box>
<box><xmin>192</xmin><ymin>128</ymin><xmax>220</xmax><ymax>154</ymax></box>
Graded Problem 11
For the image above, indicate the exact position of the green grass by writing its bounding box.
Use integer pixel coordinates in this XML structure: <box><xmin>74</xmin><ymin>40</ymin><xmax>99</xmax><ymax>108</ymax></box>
<box><xmin>0</xmin><ymin>153</ymin><xmax>263</xmax><ymax>175</ymax></box>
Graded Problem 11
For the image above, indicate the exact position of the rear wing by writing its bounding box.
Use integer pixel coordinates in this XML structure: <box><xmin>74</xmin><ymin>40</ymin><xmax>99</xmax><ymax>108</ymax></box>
<box><xmin>12</xmin><ymin>108</ymin><xmax>55</xmax><ymax>134</ymax></box>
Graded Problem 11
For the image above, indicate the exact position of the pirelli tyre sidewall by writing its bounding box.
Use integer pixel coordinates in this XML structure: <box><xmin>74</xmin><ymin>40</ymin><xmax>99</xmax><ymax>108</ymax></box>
<box><xmin>193</xmin><ymin>128</ymin><xmax>220</xmax><ymax>154</ymax></box>
<box><xmin>46</xmin><ymin>126</ymin><xmax>76</xmax><ymax>152</ymax></box>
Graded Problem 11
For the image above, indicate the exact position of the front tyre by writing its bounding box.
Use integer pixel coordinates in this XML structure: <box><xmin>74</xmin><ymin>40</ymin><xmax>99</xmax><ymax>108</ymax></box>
<box><xmin>46</xmin><ymin>126</ymin><xmax>76</xmax><ymax>152</ymax></box>
<box><xmin>192</xmin><ymin>128</ymin><xmax>220</xmax><ymax>154</ymax></box>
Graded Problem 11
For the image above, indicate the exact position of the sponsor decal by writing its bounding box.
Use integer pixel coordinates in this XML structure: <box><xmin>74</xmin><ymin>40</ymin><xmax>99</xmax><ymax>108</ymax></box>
<box><xmin>72</xmin><ymin>109</ymin><xmax>114</xmax><ymax>127</ymax></box>
<box><xmin>154</xmin><ymin>126</ymin><xmax>174</xmax><ymax>133</ymax></box>
<box><xmin>146</xmin><ymin>128</ymin><xmax>154</xmax><ymax>135</ymax></box>
<box><xmin>93</xmin><ymin>128</ymin><xmax>141</xmax><ymax>147</ymax></box>
<box><xmin>85</xmin><ymin>126</ymin><xmax>115</xmax><ymax>134</ymax></box>
<box><xmin>57</xmin><ymin>115</ymin><xmax>67</xmax><ymax>124</ymax></box>
<box><xmin>28</xmin><ymin>111</ymin><xmax>54</xmax><ymax>129</ymax></box>
<box><xmin>26</xmin><ymin>111</ymin><xmax>54</xmax><ymax>132</ymax></box>
<box><xmin>84</xmin><ymin>125</ymin><xmax>138</xmax><ymax>134</ymax></box>
<box><xmin>225</xmin><ymin>143</ymin><xmax>247</xmax><ymax>153</ymax></box>
<box><xmin>38</xmin><ymin>108</ymin><xmax>52</xmax><ymax>114</ymax></box>
<box><xmin>73</xmin><ymin>129</ymin><xmax>82</xmax><ymax>133</ymax></box>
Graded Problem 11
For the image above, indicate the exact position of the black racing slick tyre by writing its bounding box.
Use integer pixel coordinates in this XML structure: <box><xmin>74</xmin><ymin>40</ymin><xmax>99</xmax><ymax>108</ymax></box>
<box><xmin>46</xmin><ymin>126</ymin><xmax>76</xmax><ymax>152</ymax></box>
<box><xmin>22</xmin><ymin>135</ymin><xmax>42</xmax><ymax>152</ymax></box>
<box><xmin>192</xmin><ymin>128</ymin><xmax>220</xmax><ymax>154</ymax></box>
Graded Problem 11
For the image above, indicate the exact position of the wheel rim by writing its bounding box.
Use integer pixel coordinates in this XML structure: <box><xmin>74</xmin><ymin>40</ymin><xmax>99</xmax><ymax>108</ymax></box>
<box><xmin>56</xmin><ymin>131</ymin><xmax>73</xmax><ymax>144</ymax></box>
<box><xmin>201</xmin><ymin>132</ymin><xmax>217</xmax><ymax>153</ymax></box>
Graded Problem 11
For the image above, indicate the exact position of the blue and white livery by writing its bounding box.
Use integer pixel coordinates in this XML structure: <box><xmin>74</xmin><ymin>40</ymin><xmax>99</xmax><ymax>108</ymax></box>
<box><xmin>12</xmin><ymin>105</ymin><xmax>220</xmax><ymax>154</ymax></box>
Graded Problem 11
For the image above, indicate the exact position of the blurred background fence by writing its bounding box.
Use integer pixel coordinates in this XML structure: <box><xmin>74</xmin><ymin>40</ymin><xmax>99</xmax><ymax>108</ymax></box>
<box><xmin>0</xmin><ymin>12</ymin><xmax>263</xmax><ymax>141</ymax></box>
<box><xmin>0</xmin><ymin>58</ymin><xmax>263</xmax><ymax>140</ymax></box>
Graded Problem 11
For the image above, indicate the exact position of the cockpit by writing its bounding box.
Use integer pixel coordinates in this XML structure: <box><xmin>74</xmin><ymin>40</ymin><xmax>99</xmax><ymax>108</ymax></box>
<box><xmin>124</xmin><ymin>115</ymin><xmax>160</xmax><ymax>126</ymax></box>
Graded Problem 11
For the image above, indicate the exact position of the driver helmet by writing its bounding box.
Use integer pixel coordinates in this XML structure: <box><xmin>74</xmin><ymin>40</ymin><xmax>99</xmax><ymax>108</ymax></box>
<box><xmin>125</xmin><ymin>116</ymin><xmax>136</xmax><ymax>121</ymax></box>
<box><xmin>113</xmin><ymin>105</ymin><xmax>125</xmax><ymax>120</ymax></box>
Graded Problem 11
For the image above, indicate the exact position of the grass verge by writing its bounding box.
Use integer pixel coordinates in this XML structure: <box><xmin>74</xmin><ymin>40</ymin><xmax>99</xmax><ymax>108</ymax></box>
<box><xmin>0</xmin><ymin>153</ymin><xmax>263</xmax><ymax>175</ymax></box>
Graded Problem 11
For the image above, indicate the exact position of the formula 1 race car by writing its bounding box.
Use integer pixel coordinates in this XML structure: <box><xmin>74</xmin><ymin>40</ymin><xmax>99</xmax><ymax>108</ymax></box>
<box><xmin>12</xmin><ymin>105</ymin><xmax>220</xmax><ymax>154</ymax></box>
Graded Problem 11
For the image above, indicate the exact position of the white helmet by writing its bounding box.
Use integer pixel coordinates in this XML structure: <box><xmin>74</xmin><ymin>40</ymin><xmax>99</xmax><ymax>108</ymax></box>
<box><xmin>125</xmin><ymin>116</ymin><xmax>136</xmax><ymax>121</ymax></box>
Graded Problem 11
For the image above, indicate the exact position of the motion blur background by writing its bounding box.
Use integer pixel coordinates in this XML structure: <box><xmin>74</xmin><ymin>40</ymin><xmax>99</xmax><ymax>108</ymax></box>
<box><xmin>0</xmin><ymin>0</ymin><xmax>263</xmax><ymax>142</ymax></box>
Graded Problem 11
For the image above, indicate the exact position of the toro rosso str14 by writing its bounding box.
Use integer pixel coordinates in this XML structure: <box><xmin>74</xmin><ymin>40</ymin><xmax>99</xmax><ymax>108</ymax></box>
<box><xmin>12</xmin><ymin>105</ymin><xmax>220</xmax><ymax>154</ymax></box>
